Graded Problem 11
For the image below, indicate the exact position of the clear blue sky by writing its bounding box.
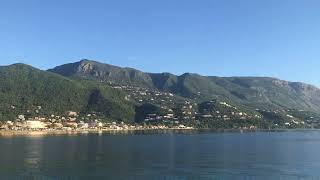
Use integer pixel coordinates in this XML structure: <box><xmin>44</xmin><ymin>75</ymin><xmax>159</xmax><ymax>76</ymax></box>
<box><xmin>0</xmin><ymin>0</ymin><xmax>320</xmax><ymax>85</ymax></box>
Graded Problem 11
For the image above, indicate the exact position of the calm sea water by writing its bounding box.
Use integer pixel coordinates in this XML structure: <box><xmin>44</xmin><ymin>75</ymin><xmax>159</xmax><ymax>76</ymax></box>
<box><xmin>1</xmin><ymin>130</ymin><xmax>320</xmax><ymax>180</ymax></box>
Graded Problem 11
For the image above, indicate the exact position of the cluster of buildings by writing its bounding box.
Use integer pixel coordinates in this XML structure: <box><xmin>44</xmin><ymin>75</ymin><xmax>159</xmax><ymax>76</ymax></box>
<box><xmin>198</xmin><ymin>100</ymin><xmax>262</xmax><ymax>121</ymax></box>
<box><xmin>112</xmin><ymin>85</ymin><xmax>177</xmax><ymax>108</ymax></box>
<box><xmin>284</xmin><ymin>120</ymin><xmax>305</xmax><ymax>127</ymax></box>
<box><xmin>110</xmin><ymin>84</ymin><xmax>318</xmax><ymax>129</ymax></box>
<box><xmin>111</xmin><ymin>84</ymin><xmax>199</xmax><ymax>122</ymax></box>
<box><xmin>0</xmin><ymin>110</ymin><xmax>193</xmax><ymax>131</ymax></box>
<box><xmin>111</xmin><ymin>84</ymin><xmax>265</xmax><ymax>124</ymax></box>
<box><xmin>4</xmin><ymin>82</ymin><xmax>315</xmax><ymax>131</ymax></box>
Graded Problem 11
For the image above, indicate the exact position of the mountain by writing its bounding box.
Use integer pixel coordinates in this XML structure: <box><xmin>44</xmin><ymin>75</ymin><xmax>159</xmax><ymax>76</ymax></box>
<box><xmin>49</xmin><ymin>59</ymin><xmax>155</xmax><ymax>88</ymax></box>
<box><xmin>1</xmin><ymin>59</ymin><xmax>319</xmax><ymax>128</ymax></box>
<box><xmin>0</xmin><ymin>63</ymin><xmax>135</xmax><ymax>122</ymax></box>
<box><xmin>49</xmin><ymin>59</ymin><xmax>320</xmax><ymax>112</ymax></box>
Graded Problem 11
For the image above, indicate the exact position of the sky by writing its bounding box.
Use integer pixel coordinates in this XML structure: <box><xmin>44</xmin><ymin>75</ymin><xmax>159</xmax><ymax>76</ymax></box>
<box><xmin>0</xmin><ymin>0</ymin><xmax>320</xmax><ymax>85</ymax></box>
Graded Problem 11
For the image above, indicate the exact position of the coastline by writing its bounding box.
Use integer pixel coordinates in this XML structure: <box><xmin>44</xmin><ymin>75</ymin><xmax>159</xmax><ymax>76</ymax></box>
<box><xmin>0</xmin><ymin>128</ymin><xmax>316</xmax><ymax>137</ymax></box>
<box><xmin>0</xmin><ymin>128</ymin><xmax>197</xmax><ymax>137</ymax></box>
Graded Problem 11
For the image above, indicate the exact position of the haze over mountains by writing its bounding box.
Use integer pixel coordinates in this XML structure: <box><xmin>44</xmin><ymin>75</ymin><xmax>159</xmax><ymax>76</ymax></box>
<box><xmin>1</xmin><ymin>59</ymin><xmax>320</xmax><ymax>128</ymax></box>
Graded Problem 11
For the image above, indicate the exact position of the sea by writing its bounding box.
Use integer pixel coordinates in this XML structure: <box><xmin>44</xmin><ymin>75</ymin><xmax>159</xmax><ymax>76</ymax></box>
<box><xmin>1</xmin><ymin>130</ymin><xmax>320</xmax><ymax>180</ymax></box>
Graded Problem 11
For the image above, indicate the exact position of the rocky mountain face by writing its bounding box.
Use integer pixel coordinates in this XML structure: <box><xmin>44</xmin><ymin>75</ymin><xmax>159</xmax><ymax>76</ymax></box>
<box><xmin>49</xmin><ymin>59</ymin><xmax>320</xmax><ymax>112</ymax></box>
<box><xmin>49</xmin><ymin>60</ymin><xmax>155</xmax><ymax>88</ymax></box>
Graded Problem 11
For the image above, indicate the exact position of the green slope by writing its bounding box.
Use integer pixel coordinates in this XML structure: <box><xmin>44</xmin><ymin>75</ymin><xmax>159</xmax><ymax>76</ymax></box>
<box><xmin>49</xmin><ymin>59</ymin><xmax>320</xmax><ymax>112</ymax></box>
<box><xmin>0</xmin><ymin>63</ymin><xmax>135</xmax><ymax>122</ymax></box>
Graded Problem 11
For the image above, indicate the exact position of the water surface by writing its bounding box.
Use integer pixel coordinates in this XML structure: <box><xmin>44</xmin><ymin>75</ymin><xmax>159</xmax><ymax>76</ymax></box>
<box><xmin>1</xmin><ymin>130</ymin><xmax>320</xmax><ymax>179</ymax></box>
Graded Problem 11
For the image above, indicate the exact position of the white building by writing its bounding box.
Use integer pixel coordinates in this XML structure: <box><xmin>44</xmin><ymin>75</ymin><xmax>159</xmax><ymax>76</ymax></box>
<box><xmin>26</xmin><ymin>120</ymin><xmax>46</xmax><ymax>129</ymax></box>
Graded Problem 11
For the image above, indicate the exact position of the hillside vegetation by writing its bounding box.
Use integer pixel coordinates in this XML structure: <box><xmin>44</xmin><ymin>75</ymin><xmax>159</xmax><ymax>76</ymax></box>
<box><xmin>0</xmin><ymin>63</ymin><xmax>134</xmax><ymax>122</ymax></box>
<box><xmin>50</xmin><ymin>59</ymin><xmax>320</xmax><ymax>112</ymax></box>
<box><xmin>0</xmin><ymin>59</ymin><xmax>319</xmax><ymax>129</ymax></box>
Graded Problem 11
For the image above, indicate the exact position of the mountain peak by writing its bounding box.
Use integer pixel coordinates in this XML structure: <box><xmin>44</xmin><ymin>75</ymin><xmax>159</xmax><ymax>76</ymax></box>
<box><xmin>1</xmin><ymin>63</ymin><xmax>39</xmax><ymax>72</ymax></box>
<box><xmin>78</xmin><ymin>60</ymin><xmax>95</xmax><ymax>73</ymax></box>
<box><xmin>79</xmin><ymin>59</ymin><xmax>98</xmax><ymax>64</ymax></box>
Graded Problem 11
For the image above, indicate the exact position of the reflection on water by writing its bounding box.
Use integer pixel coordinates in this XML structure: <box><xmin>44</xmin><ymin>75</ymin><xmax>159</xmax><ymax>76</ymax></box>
<box><xmin>1</xmin><ymin>130</ymin><xmax>320</xmax><ymax>179</ymax></box>
<box><xmin>24</xmin><ymin>137</ymin><xmax>43</xmax><ymax>171</ymax></box>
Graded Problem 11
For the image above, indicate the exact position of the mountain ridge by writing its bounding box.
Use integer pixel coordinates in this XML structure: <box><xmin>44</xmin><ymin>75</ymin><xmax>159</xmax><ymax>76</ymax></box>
<box><xmin>0</xmin><ymin>59</ymin><xmax>319</xmax><ymax>128</ymax></box>
<box><xmin>48</xmin><ymin>59</ymin><xmax>318</xmax><ymax>88</ymax></box>
<box><xmin>48</xmin><ymin>59</ymin><xmax>320</xmax><ymax>112</ymax></box>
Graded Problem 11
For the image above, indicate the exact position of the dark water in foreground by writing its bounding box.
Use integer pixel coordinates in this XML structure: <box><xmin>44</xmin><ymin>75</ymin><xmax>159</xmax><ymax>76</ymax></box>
<box><xmin>1</xmin><ymin>130</ymin><xmax>320</xmax><ymax>180</ymax></box>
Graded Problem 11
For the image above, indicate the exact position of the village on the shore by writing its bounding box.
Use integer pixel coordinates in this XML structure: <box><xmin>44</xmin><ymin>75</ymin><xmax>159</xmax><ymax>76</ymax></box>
<box><xmin>1</xmin><ymin>84</ymin><xmax>314</xmax><ymax>132</ymax></box>
<box><xmin>0</xmin><ymin>109</ymin><xmax>195</xmax><ymax>132</ymax></box>
<box><xmin>0</xmin><ymin>84</ymin><xmax>257</xmax><ymax>132</ymax></box>
<box><xmin>0</xmin><ymin>83</ymin><xmax>315</xmax><ymax>132</ymax></box>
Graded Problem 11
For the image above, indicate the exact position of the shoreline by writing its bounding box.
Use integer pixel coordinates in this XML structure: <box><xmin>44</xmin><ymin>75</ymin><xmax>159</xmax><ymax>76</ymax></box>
<box><xmin>0</xmin><ymin>128</ymin><xmax>317</xmax><ymax>137</ymax></box>
<box><xmin>0</xmin><ymin>128</ymin><xmax>197</xmax><ymax>137</ymax></box>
